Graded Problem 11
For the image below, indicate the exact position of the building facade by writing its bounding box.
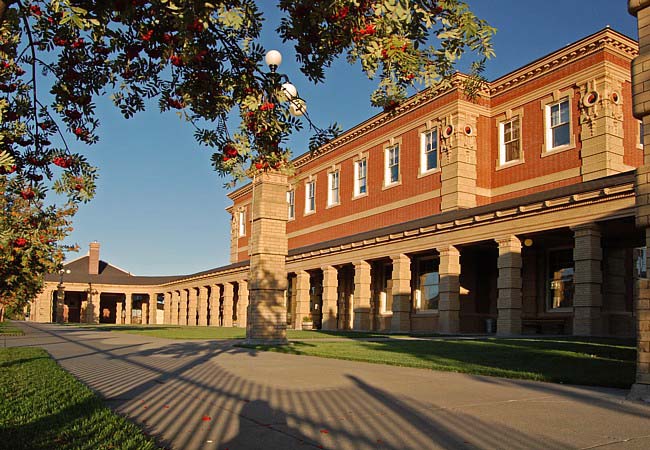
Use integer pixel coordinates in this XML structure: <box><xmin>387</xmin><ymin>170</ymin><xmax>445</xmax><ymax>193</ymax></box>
<box><xmin>32</xmin><ymin>28</ymin><xmax>643</xmax><ymax>338</ymax></box>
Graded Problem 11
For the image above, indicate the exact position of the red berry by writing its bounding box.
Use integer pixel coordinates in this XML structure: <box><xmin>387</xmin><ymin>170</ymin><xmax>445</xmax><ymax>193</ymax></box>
<box><xmin>14</xmin><ymin>237</ymin><xmax>28</xmax><ymax>247</ymax></box>
<box><xmin>255</xmin><ymin>162</ymin><xmax>263</xmax><ymax>170</ymax></box>
<box><xmin>170</xmin><ymin>54</ymin><xmax>183</xmax><ymax>67</ymax></box>
<box><xmin>21</xmin><ymin>189</ymin><xmax>35</xmax><ymax>200</ymax></box>
<box><xmin>141</xmin><ymin>29</ymin><xmax>154</xmax><ymax>41</ymax></box>
<box><xmin>30</xmin><ymin>5</ymin><xmax>42</xmax><ymax>16</ymax></box>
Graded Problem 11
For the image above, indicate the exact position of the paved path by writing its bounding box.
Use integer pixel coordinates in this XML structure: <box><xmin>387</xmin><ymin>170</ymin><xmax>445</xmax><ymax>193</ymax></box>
<box><xmin>5</xmin><ymin>322</ymin><xmax>650</xmax><ymax>450</ymax></box>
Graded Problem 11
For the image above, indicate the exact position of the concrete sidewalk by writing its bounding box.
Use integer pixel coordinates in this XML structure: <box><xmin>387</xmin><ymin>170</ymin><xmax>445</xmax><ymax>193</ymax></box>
<box><xmin>6</xmin><ymin>322</ymin><xmax>650</xmax><ymax>450</ymax></box>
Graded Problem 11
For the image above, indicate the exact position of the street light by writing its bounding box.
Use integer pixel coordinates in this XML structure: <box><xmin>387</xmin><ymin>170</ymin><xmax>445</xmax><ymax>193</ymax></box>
<box><xmin>56</xmin><ymin>268</ymin><xmax>70</xmax><ymax>323</ymax></box>
<box><xmin>263</xmin><ymin>49</ymin><xmax>307</xmax><ymax>118</ymax></box>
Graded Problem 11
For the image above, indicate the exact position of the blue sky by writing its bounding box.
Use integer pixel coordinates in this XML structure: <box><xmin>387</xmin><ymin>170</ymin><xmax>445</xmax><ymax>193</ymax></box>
<box><xmin>62</xmin><ymin>1</ymin><xmax>639</xmax><ymax>276</ymax></box>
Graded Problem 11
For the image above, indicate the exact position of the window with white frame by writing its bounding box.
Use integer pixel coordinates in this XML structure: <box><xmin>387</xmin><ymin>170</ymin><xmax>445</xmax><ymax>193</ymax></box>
<box><xmin>545</xmin><ymin>98</ymin><xmax>570</xmax><ymax>150</ymax></box>
<box><xmin>385</xmin><ymin>144</ymin><xmax>400</xmax><ymax>185</ymax></box>
<box><xmin>238</xmin><ymin>209</ymin><xmax>246</xmax><ymax>237</ymax></box>
<box><xmin>354</xmin><ymin>158</ymin><xmax>367</xmax><ymax>196</ymax></box>
<box><xmin>287</xmin><ymin>190</ymin><xmax>295</xmax><ymax>220</ymax></box>
<box><xmin>328</xmin><ymin>170</ymin><xmax>340</xmax><ymax>206</ymax></box>
<box><xmin>499</xmin><ymin>116</ymin><xmax>521</xmax><ymax>164</ymax></box>
<box><xmin>421</xmin><ymin>129</ymin><xmax>438</xmax><ymax>173</ymax></box>
<box><xmin>640</xmin><ymin>122</ymin><xmax>645</xmax><ymax>148</ymax></box>
<box><xmin>415</xmin><ymin>257</ymin><xmax>439</xmax><ymax>311</ymax></box>
<box><xmin>305</xmin><ymin>180</ymin><xmax>315</xmax><ymax>214</ymax></box>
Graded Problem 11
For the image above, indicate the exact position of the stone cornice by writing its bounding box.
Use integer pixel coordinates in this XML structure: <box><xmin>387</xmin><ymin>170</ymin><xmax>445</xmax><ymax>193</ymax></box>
<box><xmin>489</xmin><ymin>28</ymin><xmax>637</xmax><ymax>97</ymax></box>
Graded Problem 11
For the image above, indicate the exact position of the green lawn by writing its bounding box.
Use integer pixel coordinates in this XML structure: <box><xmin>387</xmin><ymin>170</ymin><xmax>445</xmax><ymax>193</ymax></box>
<box><xmin>0</xmin><ymin>321</ymin><xmax>24</xmax><ymax>336</ymax></box>
<box><xmin>0</xmin><ymin>347</ymin><xmax>160</xmax><ymax>450</ymax></box>
<box><xmin>245</xmin><ymin>337</ymin><xmax>636</xmax><ymax>388</ymax></box>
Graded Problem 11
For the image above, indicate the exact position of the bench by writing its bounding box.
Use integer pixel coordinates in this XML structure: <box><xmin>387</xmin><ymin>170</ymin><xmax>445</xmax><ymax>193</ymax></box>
<box><xmin>522</xmin><ymin>319</ymin><xmax>567</xmax><ymax>335</ymax></box>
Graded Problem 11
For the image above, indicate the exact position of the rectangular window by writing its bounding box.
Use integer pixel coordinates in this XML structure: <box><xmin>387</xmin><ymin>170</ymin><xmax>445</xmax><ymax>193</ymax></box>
<box><xmin>354</xmin><ymin>158</ymin><xmax>367</xmax><ymax>196</ymax></box>
<box><xmin>287</xmin><ymin>190</ymin><xmax>295</xmax><ymax>220</ymax></box>
<box><xmin>385</xmin><ymin>144</ymin><xmax>400</xmax><ymax>185</ymax></box>
<box><xmin>547</xmin><ymin>248</ymin><xmax>574</xmax><ymax>310</ymax></box>
<box><xmin>305</xmin><ymin>180</ymin><xmax>315</xmax><ymax>214</ymax></box>
<box><xmin>328</xmin><ymin>170</ymin><xmax>340</xmax><ymax>206</ymax></box>
<box><xmin>546</xmin><ymin>98</ymin><xmax>570</xmax><ymax>150</ymax></box>
<box><xmin>238</xmin><ymin>209</ymin><xmax>246</xmax><ymax>237</ymax></box>
<box><xmin>416</xmin><ymin>257</ymin><xmax>439</xmax><ymax>311</ymax></box>
<box><xmin>421</xmin><ymin>129</ymin><xmax>438</xmax><ymax>173</ymax></box>
<box><xmin>499</xmin><ymin>116</ymin><xmax>521</xmax><ymax>164</ymax></box>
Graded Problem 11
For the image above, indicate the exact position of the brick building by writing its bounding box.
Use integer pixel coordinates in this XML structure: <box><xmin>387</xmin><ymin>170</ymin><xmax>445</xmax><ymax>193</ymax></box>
<box><xmin>31</xmin><ymin>28</ymin><xmax>643</xmax><ymax>338</ymax></box>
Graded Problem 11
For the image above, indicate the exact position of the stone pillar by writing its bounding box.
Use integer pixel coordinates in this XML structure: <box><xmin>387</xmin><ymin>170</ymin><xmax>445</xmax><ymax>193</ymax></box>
<box><xmin>148</xmin><ymin>293</ymin><xmax>157</xmax><ymax>325</ymax></box>
<box><xmin>353</xmin><ymin>260</ymin><xmax>371</xmax><ymax>331</ymax></box>
<box><xmin>116</xmin><ymin>301</ymin><xmax>123</xmax><ymax>325</ymax></box>
<box><xmin>178</xmin><ymin>290</ymin><xmax>188</xmax><ymax>326</ymax></box>
<box><xmin>209</xmin><ymin>286</ymin><xmax>220</xmax><ymax>326</ymax></box>
<box><xmin>294</xmin><ymin>270</ymin><xmax>311</xmax><ymax>330</ymax></box>
<box><xmin>246</xmin><ymin>171</ymin><xmax>289</xmax><ymax>344</ymax></box>
<box><xmin>164</xmin><ymin>292</ymin><xmax>172</xmax><ymax>324</ymax></box>
<box><xmin>439</xmin><ymin>112</ymin><xmax>477</xmax><ymax>212</ymax></box>
<box><xmin>222</xmin><ymin>283</ymin><xmax>234</xmax><ymax>327</ymax></box>
<box><xmin>321</xmin><ymin>266</ymin><xmax>338</xmax><ymax>330</ymax></box>
<box><xmin>496</xmin><ymin>236</ymin><xmax>522</xmax><ymax>335</ymax></box>
<box><xmin>124</xmin><ymin>293</ymin><xmax>132</xmax><ymax>325</ymax></box>
<box><xmin>56</xmin><ymin>285</ymin><xmax>65</xmax><ymax>323</ymax></box>
<box><xmin>141</xmin><ymin>302</ymin><xmax>148</xmax><ymax>325</ymax></box>
<box><xmin>390</xmin><ymin>254</ymin><xmax>411</xmax><ymax>333</ymax></box>
<box><xmin>572</xmin><ymin>224</ymin><xmax>603</xmax><ymax>336</ymax></box>
<box><xmin>198</xmin><ymin>287</ymin><xmax>209</xmax><ymax>326</ymax></box>
<box><xmin>438</xmin><ymin>246</ymin><xmax>461</xmax><ymax>334</ymax></box>
<box><xmin>631</xmin><ymin>0</ymin><xmax>650</xmax><ymax>401</ymax></box>
<box><xmin>187</xmin><ymin>289</ymin><xmax>198</xmax><ymax>326</ymax></box>
<box><xmin>238</xmin><ymin>281</ymin><xmax>249</xmax><ymax>329</ymax></box>
<box><xmin>171</xmin><ymin>291</ymin><xmax>180</xmax><ymax>325</ymax></box>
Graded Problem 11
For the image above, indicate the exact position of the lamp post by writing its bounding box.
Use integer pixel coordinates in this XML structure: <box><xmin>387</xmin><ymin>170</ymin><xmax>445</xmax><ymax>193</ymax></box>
<box><xmin>245</xmin><ymin>50</ymin><xmax>306</xmax><ymax>345</ymax></box>
<box><xmin>56</xmin><ymin>268</ymin><xmax>70</xmax><ymax>323</ymax></box>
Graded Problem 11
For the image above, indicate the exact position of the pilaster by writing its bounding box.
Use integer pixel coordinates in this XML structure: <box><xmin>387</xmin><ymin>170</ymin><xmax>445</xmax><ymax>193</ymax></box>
<box><xmin>148</xmin><ymin>293</ymin><xmax>157</xmax><ymax>325</ymax></box>
<box><xmin>321</xmin><ymin>266</ymin><xmax>338</xmax><ymax>330</ymax></box>
<box><xmin>209</xmin><ymin>286</ymin><xmax>220</xmax><ymax>326</ymax></box>
<box><xmin>572</xmin><ymin>224</ymin><xmax>603</xmax><ymax>336</ymax></box>
<box><xmin>198</xmin><ymin>287</ymin><xmax>209</xmax><ymax>326</ymax></box>
<box><xmin>496</xmin><ymin>235</ymin><xmax>523</xmax><ymax>336</ymax></box>
<box><xmin>116</xmin><ymin>301</ymin><xmax>123</xmax><ymax>325</ymax></box>
<box><xmin>238</xmin><ymin>281</ymin><xmax>249</xmax><ymax>329</ymax></box>
<box><xmin>353</xmin><ymin>260</ymin><xmax>372</xmax><ymax>331</ymax></box>
<box><xmin>438</xmin><ymin>246</ymin><xmax>461</xmax><ymax>334</ymax></box>
<box><xmin>222</xmin><ymin>283</ymin><xmax>234</xmax><ymax>327</ymax></box>
<box><xmin>294</xmin><ymin>270</ymin><xmax>311</xmax><ymax>330</ymax></box>
<box><xmin>178</xmin><ymin>290</ymin><xmax>188</xmax><ymax>326</ymax></box>
<box><xmin>390</xmin><ymin>254</ymin><xmax>412</xmax><ymax>333</ymax></box>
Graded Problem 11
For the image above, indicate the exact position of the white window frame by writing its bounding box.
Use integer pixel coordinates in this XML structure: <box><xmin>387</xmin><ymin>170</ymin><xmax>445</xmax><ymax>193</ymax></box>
<box><xmin>238</xmin><ymin>209</ymin><xmax>246</xmax><ymax>237</ymax></box>
<box><xmin>354</xmin><ymin>157</ymin><xmax>367</xmax><ymax>198</ymax></box>
<box><xmin>327</xmin><ymin>170</ymin><xmax>340</xmax><ymax>207</ymax></box>
<box><xmin>287</xmin><ymin>190</ymin><xmax>295</xmax><ymax>220</ymax></box>
<box><xmin>499</xmin><ymin>116</ymin><xmax>522</xmax><ymax>165</ymax></box>
<box><xmin>384</xmin><ymin>143</ymin><xmax>400</xmax><ymax>187</ymax></box>
<box><xmin>544</xmin><ymin>96</ymin><xmax>572</xmax><ymax>152</ymax></box>
<box><xmin>420</xmin><ymin>129</ymin><xmax>439</xmax><ymax>175</ymax></box>
<box><xmin>304</xmin><ymin>179</ymin><xmax>316</xmax><ymax>214</ymax></box>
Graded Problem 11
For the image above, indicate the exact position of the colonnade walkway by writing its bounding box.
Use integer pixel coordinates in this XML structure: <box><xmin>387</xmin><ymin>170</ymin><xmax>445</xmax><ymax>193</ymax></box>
<box><xmin>6</xmin><ymin>322</ymin><xmax>650</xmax><ymax>449</ymax></box>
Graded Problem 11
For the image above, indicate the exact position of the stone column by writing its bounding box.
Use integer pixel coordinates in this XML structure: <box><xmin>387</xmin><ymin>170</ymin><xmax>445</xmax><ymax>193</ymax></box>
<box><xmin>141</xmin><ymin>302</ymin><xmax>148</xmax><ymax>325</ymax></box>
<box><xmin>238</xmin><ymin>281</ymin><xmax>249</xmax><ymax>329</ymax></box>
<box><xmin>209</xmin><ymin>285</ymin><xmax>220</xmax><ymax>326</ymax></box>
<box><xmin>390</xmin><ymin>254</ymin><xmax>412</xmax><ymax>333</ymax></box>
<box><xmin>171</xmin><ymin>291</ymin><xmax>180</xmax><ymax>325</ymax></box>
<box><xmin>572</xmin><ymin>224</ymin><xmax>603</xmax><ymax>336</ymax></box>
<box><xmin>439</xmin><ymin>246</ymin><xmax>461</xmax><ymax>334</ymax></box>
<box><xmin>353</xmin><ymin>260</ymin><xmax>372</xmax><ymax>331</ymax></box>
<box><xmin>164</xmin><ymin>292</ymin><xmax>172</xmax><ymax>324</ymax></box>
<box><xmin>148</xmin><ymin>293</ymin><xmax>157</xmax><ymax>325</ymax></box>
<box><xmin>124</xmin><ymin>293</ymin><xmax>132</xmax><ymax>325</ymax></box>
<box><xmin>222</xmin><ymin>283</ymin><xmax>234</xmax><ymax>327</ymax></box>
<box><xmin>198</xmin><ymin>287</ymin><xmax>209</xmax><ymax>326</ymax></box>
<box><xmin>496</xmin><ymin>236</ymin><xmax>523</xmax><ymax>336</ymax></box>
<box><xmin>178</xmin><ymin>290</ymin><xmax>188</xmax><ymax>326</ymax></box>
<box><xmin>89</xmin><ymin>290</ymin><xmax>101</xmax><ymax>324</ymax></box>
<box><xmin>294</xmin><ymin>270</ymin><xmax>311</xmax><ymax>330</ymax></box>
<box><xmin>116</xmin><ymin>301</ymin><xmax>123</xmax><ymax>325</ymax></box>
<box><xmin>55</xmin><ymin>285</ymin><xmax>65</xmax><ymax>323</ymax></box>
<box><xmin>246</xmin><ymin>172</ymin><xmax>289</xmax><ymax>344</ymax></box>
<box><xmin>321</xmin><ymin>266</ymin><xmax>338</xmax><ymax>330</ymax></box>
<box><xmin>630</xmin><ymin>0</ymin><xmax>650</xmax><ymax>401</ymax></box>
<box><xmin>187</xmin><ymin>288</ymin><xmax>198</xmax><ymax>326</ymax></box>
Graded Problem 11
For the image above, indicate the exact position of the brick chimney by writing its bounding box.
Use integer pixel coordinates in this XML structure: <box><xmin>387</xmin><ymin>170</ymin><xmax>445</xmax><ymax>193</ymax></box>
<box><xmin>88</xmin><ymin>241</ymin><xmax>100</xmax><ymax>275</ymax></box>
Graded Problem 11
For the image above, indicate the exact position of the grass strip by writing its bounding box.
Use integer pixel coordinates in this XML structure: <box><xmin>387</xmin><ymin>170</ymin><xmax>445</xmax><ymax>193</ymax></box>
<box><xmin>244</xmin><ymin>337</ymin><xmax>636</xmax><ymax>388</ymax></box>
<box><xmin>0</xmin><ymin>321</ymin><xmax>24</xmax><ymax>336</ymax></box>
<box><xmin>0</xmin><ymin>347</ymin><xmax>161</xmax><ymax>450</ymax></box>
